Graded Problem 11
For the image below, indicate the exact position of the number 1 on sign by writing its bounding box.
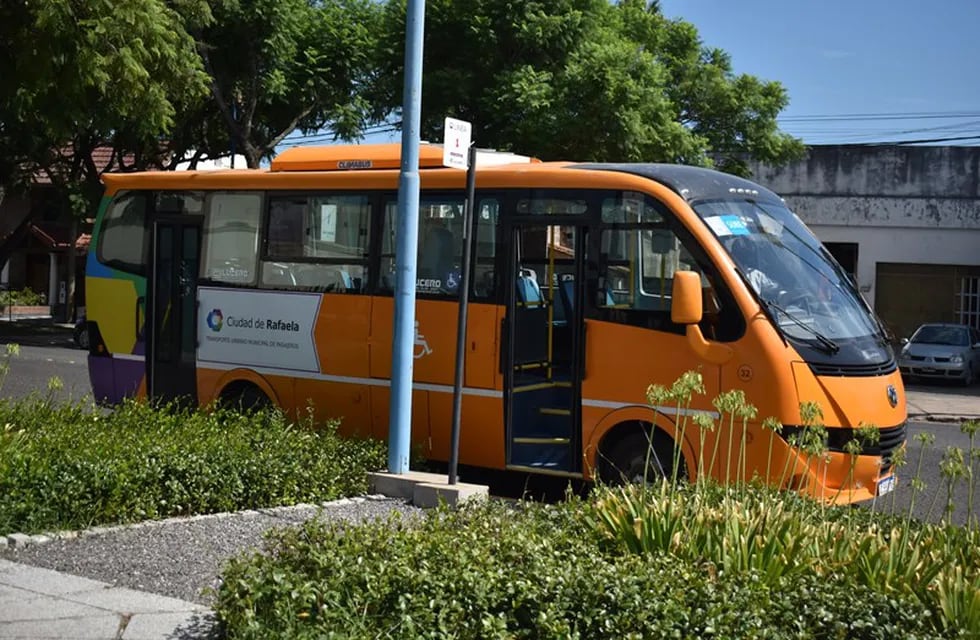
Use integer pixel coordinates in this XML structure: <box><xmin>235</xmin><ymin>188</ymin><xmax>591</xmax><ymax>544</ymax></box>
<box><xmin>443</xmin><ymin>116</ymin><xmax>471</xmax><ymax>170</ymax></box>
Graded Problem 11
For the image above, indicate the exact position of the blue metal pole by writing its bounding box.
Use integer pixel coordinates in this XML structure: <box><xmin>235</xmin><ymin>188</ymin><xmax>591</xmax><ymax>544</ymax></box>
<box><xmin>388</xmin><ymin>0</ymin><xmax>425</xmax><ymax>475</ymax></box>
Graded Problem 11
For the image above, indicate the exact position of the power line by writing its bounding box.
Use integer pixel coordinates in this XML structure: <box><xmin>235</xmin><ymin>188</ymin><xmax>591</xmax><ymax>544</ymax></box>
<box><xmin>278</xmin><ymin>125</ymin><xmax>400</xmax><ymax>148</ymax></box>
<box><xmin>283</xmin><ymin>122</ymin><xmax>399</xmax><ymax>144</ymax></box>
<box><xmin>779</xmin><ymin>110</ymin><xmax>980</xmax><ymax>123</ymax></box>
<box><xmin>856</xmin><ymin>134</ymin><xmax>980</xmax><ymax>146</ymax></box>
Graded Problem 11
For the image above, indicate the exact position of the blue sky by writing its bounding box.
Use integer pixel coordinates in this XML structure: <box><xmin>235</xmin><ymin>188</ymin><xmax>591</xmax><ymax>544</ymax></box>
<box><xmin>658</xmin><ymin>0</ymin><xmax>980</xmax><ymax>145</ymax></box>
<box><xmin>286</xmin><ymin>0</ymin><xmax>980</xmax><ymax>150</ymax></box>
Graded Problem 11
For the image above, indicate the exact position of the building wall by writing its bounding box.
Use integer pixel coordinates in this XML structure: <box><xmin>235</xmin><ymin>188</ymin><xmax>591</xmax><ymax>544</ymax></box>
<box><xmin>748</xmin><ymin>145</ymin><xmax>980</xmax><ymax>336</ymax></box>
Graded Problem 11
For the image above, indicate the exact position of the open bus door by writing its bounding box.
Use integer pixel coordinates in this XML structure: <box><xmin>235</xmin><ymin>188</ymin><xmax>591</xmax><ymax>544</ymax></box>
<box><xmin>146</xmin><ymin>216</ymin><xmax>202</xmax><ymax>405</ymax></box>
<box><xmin>503</xmin><ymin>221</ymin><xmax>586</xmax><ymax>475</ymax></box>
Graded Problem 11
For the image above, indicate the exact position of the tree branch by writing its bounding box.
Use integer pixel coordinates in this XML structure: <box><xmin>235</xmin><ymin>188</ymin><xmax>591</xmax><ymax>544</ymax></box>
<box><xmin>193</xmin><ymin>32</ymin><xmax>242</xmax><ymax>147</ymax></box>
<box><xmin>266</xmin><ymin>105</ymin><xmax>316</xmax><ymax>150</ymax></box>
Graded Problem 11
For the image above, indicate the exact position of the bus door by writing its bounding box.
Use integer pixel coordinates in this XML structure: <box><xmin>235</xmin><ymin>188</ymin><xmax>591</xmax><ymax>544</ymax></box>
<box><xmin>146</xmin><ymin>216</ymin><xmax>202</xmax><ymax>404</ymax></box>
<box><xmin>503</xmin><ymin>221</ymin><xmax>586</xmax><ymax>474</ymax></box>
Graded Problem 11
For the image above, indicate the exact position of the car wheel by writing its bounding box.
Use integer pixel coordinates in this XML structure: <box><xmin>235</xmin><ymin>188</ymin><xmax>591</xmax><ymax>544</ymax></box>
<box><xmin>964</xmin><ymin>365</ymin><xmax>976</xmax><ymax>387</ymax></box>
<box><xmin>73</xmin><ymin>324</ymin><xmax>89</xmax><ymax>350</ymax></box>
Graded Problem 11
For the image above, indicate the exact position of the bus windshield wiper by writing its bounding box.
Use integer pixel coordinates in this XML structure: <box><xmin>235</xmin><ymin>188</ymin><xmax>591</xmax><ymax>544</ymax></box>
<box><xmin>761</xmin><ymin>298</ymin><xmax>840</xmax><ymax>354</ymax></box>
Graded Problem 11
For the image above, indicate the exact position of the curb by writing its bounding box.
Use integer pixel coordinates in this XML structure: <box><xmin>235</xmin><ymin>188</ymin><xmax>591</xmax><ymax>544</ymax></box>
<box><xmin>0</xmin><ymin>493</ymin><xmax>395</xmax><ymax>550</ymax></box>
<box><xmin>909</xmin><ymin>414</ymin><xmax>980</xmax><ymax>424</ymax></box>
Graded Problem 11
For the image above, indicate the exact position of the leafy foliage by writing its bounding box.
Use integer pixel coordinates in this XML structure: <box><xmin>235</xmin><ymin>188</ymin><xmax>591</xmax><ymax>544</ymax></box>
<box><xmin>213</xmin><ymin>366</ymin><xmax>980</xmax><ymax>638</ymax></box>
<box><xmin>376</xmin><ymin>0</ymin><xmax>804</xmax><ymax>173</ymax></box>
<box><xmin>186</xmin><ymin>0</ymin><xmax>384</xmax><ymax>168</ymax></box>
<box><xmin>0</xmin><ymin>0</ymin><xmax>211</xmax><ymax>192</ymax></box>
<box><xmin>0</xmin><ymin>398</ymin><xmax>385</xmax><ymax>534</ymax></box>
<box><xmin>213</xmin><ymin>498</ymin><xmax>941</xmax><ymax>639</ymax></box>
<box><xmin>0</xmin><ymin>288</ymin><xmax>43</xmax><ymax>307</ymax></box>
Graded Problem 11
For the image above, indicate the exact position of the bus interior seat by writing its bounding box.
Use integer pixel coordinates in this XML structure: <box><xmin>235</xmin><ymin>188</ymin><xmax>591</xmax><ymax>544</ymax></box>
<box><xmin>558</xmin><ymin>274</ymin><xmax>575</xmax><ymax>320</ymax></box>
<box><xmin>322</xmin><ymin>268</ymin><xmax>351</xmax><ymax>292</ymax></box>
<box><xmin>557</xmin><ymin>274</ymin><xmax>615</xmax><ymax>314</ymax></box>
<box><xmin>516</xmin><ymin>268</ymin><xmax>542</xmax><ymax>305</ymax></box>
<box><xmin>475</xmin><ymin>269</ymin><xmax>495</xmax><ymax>298</ymax></box>
<box><xmin>292</xmin><ymin>265</ymin><xmax>354</xmax><ymax>292</ymax></box>
<box><xmin>261</xmin><ymin>263</ymin><xmax>296</xmax><ymax>288</ymax></box>
<box><xmin>419</xmin><ymin>225</ymin><xmax>455</xmax><ymax>279</ymax></box>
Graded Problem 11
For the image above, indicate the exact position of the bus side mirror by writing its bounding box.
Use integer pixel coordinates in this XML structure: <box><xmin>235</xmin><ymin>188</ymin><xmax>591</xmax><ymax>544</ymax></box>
<box><xmin>671</xmin><ymin>271</ymin><xmax>703</xmax><ymax>325</ymax></box>
<box><xmin>672</xmin><ymin>270</ymin><xmax>733</xmax><ymax>366</ymax></box>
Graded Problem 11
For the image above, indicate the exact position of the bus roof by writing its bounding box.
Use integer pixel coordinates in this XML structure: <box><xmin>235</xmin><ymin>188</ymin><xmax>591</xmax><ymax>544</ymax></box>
<box><xmin>99</xmin><ymin>145</ymin><xmax>782</xmax><ymax>206</ymax></box>
<box><xmin>573</xmin><ymin>163</ymin><xmax>784</xmax><ymax>206</ymax></box>
<box><xmin>270</xmin><ymin>143</ymin><xmax>536</xmax><ymax>172</ymax></box>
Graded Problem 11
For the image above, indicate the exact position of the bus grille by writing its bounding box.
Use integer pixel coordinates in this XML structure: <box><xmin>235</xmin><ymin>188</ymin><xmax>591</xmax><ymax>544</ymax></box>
<box><xmin>808</xmin><ymin>358</ymin><xmax>898</xmax><ymax>377</ymax></box>
<box><xmin>782</xmin><ymin>422</ymin><xmax>907</xmax><ymax>475</ymax></box>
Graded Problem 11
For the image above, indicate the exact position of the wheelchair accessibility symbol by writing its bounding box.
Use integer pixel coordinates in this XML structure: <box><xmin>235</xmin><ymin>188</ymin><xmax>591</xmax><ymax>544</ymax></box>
<box><xmin>445</xmin><ymin>269</ymin><xmax>460</xmax><ymax>292</ymax></box>
<box><xmin>414</xmin><ymin>321</ymin><xmax>432</xmax><ymax>359</ymax></box>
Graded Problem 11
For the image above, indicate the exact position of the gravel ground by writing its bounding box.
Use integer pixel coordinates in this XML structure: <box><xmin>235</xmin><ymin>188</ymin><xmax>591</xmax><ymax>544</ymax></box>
<box><xmin>0</xmin><ymin>495</ymin><xmax>422</xmax><ymax>605</ymax></box>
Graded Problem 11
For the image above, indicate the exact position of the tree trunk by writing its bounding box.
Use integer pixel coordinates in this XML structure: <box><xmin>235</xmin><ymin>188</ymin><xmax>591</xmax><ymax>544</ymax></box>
<box><xmin>0</xmin><ymin>213</ymin><xmax>36</xmax><ymax>277</ymax></box>
<box><xmin>67</xmin><ymin>216</ymin><xmax>78</xmax><ymax>322</ymax></box>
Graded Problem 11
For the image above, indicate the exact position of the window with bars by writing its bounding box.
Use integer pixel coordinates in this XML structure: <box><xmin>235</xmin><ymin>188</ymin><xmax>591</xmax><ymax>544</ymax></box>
<box><xmin>958</xmin><ymin>276</ymin><xmax>980</xmax><ymax>330</ymax></box>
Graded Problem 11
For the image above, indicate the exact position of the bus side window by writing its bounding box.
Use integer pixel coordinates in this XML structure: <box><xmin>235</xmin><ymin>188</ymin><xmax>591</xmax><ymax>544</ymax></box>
<box><xmin>201</xmin><ymin>192</ymin><xmax>262</xmax><ymax>285</ymax></box>
<box><xmin>473</xmin><ymin>200</ymin><xmax>500</xmax><ymax>300</ymax></box>
<box><xmin>379</xmin><ymin>196</ymin><xmax>500</xmax><ymax>299</ymax></box>
<box><xmin>260</xmin><ymin>194</ymin><xmax>370</xmax><ymax>293</ymax></box>
<box><xmin>156</xmin><ymin>192</ymin><xmax>204</xmax><ymax>216</ymax></box>
<box><xmin>98</xmin><ymin>191</ymin><xmax>149</xmax><ymax>275</ymax></box>
<box><xmin>595</xmin><ymin>193</ymin><xmax>719</xmax><ymax>334</ymax></box>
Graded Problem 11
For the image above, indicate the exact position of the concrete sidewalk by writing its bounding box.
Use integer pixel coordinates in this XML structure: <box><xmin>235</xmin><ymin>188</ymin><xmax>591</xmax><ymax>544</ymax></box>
<box><xmin>0</xmin><ymin>559</ymin><xmax>215</xmax><ymax>640</ymax></box>
<box><xmin>906</xmin><ymin>383</ymin><xmax>980</xmax><ymax>423</ymax></box>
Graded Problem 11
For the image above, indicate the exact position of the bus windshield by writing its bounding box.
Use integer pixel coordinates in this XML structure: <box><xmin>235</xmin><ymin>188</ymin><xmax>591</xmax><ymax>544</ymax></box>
<box><xmin>695</xmin><ymin>200</ymin><xmax>880</xmax><ymax>347</ymax></box>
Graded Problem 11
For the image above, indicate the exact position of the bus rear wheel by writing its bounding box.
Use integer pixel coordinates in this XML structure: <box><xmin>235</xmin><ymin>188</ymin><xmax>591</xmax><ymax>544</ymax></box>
<box><xmin>600</xmin><ymin>428</ymin><xmax>685</xmax><ymax>486</ymax></box>
<box><xmin>221</xmin><ymin>384</ymin><xmax>270</xmax><ymax>414</ymax></box>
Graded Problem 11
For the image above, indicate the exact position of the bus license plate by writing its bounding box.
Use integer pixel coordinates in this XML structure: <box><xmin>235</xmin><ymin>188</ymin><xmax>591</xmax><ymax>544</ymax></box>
<box><xmin>877</xmin><ymin>476</ymin><xmax>896</xmax><ymax>496</ymax></box>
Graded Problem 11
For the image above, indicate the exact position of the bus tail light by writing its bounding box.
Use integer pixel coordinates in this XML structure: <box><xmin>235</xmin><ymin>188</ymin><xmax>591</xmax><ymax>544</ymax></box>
<box><xmin>87</xmin><ymin>321</ymin><xmax>110</xmax><ymax>357</ymax></box>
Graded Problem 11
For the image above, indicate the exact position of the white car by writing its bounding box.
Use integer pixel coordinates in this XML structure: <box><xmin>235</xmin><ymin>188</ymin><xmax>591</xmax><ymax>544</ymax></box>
<box><xmin>898</xmin><ymin>323</ymin><xmax>980</xmax><ymax>386</ymax></box>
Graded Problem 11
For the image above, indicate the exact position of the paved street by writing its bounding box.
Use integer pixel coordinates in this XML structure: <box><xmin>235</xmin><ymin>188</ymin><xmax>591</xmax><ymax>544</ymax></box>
<box><xmin>0</xmin><ymin>321</ymin><xmax>91</xmax><ymax>404</ymax></box>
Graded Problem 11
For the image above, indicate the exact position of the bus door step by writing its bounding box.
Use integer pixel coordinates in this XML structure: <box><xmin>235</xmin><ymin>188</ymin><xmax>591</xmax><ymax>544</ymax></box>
<box><xmin>512</xmin><ymin>380</ymin><xmax>571</xmax><ymax>393</ymax></box>
<box><xmin>509</xmin><ymin>438</ymin><xmax>575</xmax><ymax>471</ymax></box>
<box><xmin>512</xmin><ymin>437</ymin><xmax>570</xmax><ymax>445</ymax></box>
<box><xmin>539</xmin><ymin>407</ymin><xmax>571</xmax><ymax>416</ymax></box>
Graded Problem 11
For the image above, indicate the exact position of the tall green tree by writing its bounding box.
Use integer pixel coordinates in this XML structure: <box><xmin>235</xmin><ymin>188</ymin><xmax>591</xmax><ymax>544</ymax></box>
<box><xmin>189</xmin><ymin>0</ymin><xmax>384</xmax><ymax>169</ymax></box>
<box><xmin>0</xmin><ymin>0</ymin><xmax>212</xmax><ymax>315</ymax></box>
<box><xmin>0</xmin><ymin>0</ymin><xmax>211</xmax><ymax>193</ymax></box>
<box><xmin>375</xmin><ymin>0</ymin><xmax>803</xmax><ymax>173</ymax></box>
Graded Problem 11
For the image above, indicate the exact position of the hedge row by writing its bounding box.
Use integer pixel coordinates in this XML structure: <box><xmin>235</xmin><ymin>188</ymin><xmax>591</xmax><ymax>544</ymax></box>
<box><xmin>0</xmin><ymin>398</ymin><xmax>386</xmax><ymax>534</ymax></box>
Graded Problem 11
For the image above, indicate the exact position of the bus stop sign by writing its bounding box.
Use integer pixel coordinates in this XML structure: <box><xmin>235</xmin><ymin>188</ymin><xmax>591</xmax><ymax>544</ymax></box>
<box><xmin>443</xmin><ymin>117</ymin><xmax>472</xmax><ymax>169</ymax></box>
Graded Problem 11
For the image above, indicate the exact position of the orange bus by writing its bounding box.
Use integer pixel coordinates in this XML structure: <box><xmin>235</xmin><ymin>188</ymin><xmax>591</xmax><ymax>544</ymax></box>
<box><xmin>84</xmin><ymin>143</ymin><xmax>905</xmax><ymax>501</ymax></box>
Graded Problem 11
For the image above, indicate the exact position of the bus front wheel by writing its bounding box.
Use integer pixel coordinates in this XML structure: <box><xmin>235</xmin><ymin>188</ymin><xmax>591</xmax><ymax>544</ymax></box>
<box><xmin>600</xmin><ymin>427</ymin><xmax>685</xmax><ymax>485</ymax></box>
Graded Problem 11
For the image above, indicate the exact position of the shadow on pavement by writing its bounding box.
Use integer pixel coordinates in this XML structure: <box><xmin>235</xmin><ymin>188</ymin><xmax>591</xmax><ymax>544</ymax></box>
<box><xmin>168</xmin><ymin>613</ymin><xmax>220</xmax><ymax>640</ymax></box>
<box><xmin>0</xmin><ymin>318</ymin><xmax>77</xmax><ymax>348</ymax></box>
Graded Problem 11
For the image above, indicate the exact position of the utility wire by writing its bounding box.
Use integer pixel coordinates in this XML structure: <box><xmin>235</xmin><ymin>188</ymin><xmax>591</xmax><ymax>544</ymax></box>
<box><xmin>857</xmin><ymin>134</ymin><xmax>980</xmax><ymax>145</ymax></box>
<box><xmin>779</xmin><ymin>110</ymin><xmax>980</xmax><ymax>123</ymax></box>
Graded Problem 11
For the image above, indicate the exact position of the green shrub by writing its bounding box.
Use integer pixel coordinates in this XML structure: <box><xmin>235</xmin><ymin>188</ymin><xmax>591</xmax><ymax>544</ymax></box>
<box><xmin>213</xmin><ymin>498</ymin><xmax>941</xmax><ymax>639</ymax></box>
<box><xmin>0</xmin><ymin>398</ymin><xmax>386</xmax><ymax>533</ymax></box>
<box><xmin>592</xmin><ymin>482</ymin><xmax>980</xmax><ymax>637</ymax></box>
<box><xmin>209</xmin><ymin>364</ymin><xmax>980</xmax><ymax>639</ymax></box>
<box><xmin>0</xmin><ymin>287</ymin><xmax>43</xmax><ymax>307</ymax></box>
